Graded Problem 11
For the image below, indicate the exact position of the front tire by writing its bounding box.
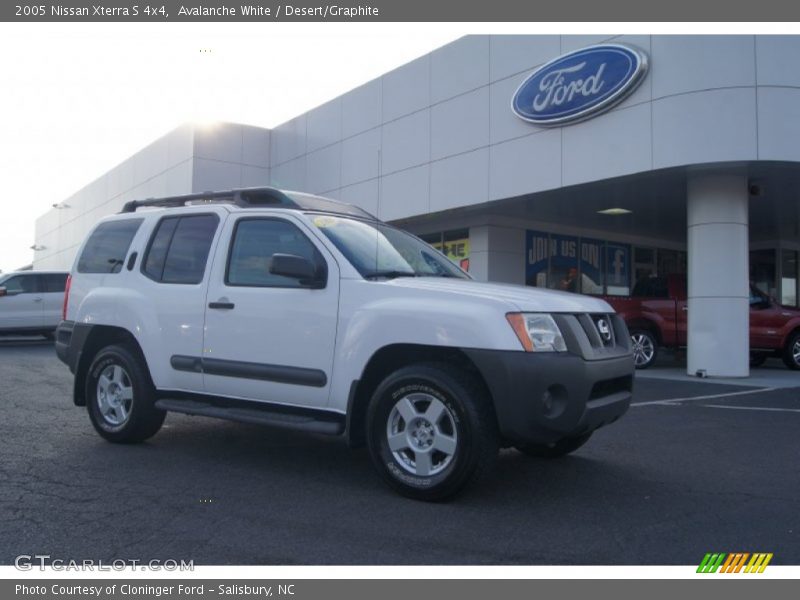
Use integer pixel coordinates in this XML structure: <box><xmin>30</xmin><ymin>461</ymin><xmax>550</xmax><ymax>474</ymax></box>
<box><xmin>366</xmin><ymin>363</ymin><xmax>499</xmax><ymax>502</ymax></box>
<box><xmin>630</xmin><ymin>329</ymin><xmax>658</xmax><ymax>369</ymax></box>
<box><xmin>782</xmin><ymin>331</ymin><xmax>800</xmax><ymax>370</ymax></box>
<box><xmin>515</xmin><ymin>432</ymin><xmax>592</xmax><ymax>458</ymax></box>
<box><xmin>86</xmin><ymin>344</ymin><xmax>165</xmax><ymax>443</ymax></box>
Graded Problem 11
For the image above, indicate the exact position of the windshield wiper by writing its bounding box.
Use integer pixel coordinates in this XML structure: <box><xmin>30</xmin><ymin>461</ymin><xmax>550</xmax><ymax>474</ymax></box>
<box><xmin>363</xmin><ymin>270</ymin><xmax>418</xmax><ymax>280</ymax></box>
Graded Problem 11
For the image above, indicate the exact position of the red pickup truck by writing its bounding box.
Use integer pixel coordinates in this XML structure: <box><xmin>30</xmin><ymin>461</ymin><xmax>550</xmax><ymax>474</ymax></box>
<box><xmin>604</xmin><ymin>275</ymin><xmax>800</xmax><ymax>370</ymax></box>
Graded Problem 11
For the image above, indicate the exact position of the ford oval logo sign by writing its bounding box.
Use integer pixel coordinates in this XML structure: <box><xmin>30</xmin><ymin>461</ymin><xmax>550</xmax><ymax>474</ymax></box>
<box><xmin>512</xmin><ymin>44</ymin><xmax>648</xmax><ymax>126</ymax></box>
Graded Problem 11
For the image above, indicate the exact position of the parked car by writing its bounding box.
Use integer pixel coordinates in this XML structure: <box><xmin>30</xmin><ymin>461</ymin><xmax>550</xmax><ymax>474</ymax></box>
<box><xmin>604</xmin><ymin>274</ymin><xmax>800</xmax><ymax>369</ymax></box>
<box><xmin>55</xmin><ymin>187</ymin><xmax>633</xmax><ymax>500</ymax></box>
<box><xmin>0</xmin><ymin>271</ymin><xmax>69</xmax><ymax>339</ymax></box>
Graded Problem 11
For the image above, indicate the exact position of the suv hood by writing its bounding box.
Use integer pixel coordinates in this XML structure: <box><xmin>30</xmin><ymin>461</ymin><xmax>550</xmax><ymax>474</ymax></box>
<box><xmin>387</xmin><ymin>277</ymin><xmax>615</xmax><ymax>313</ymax></box>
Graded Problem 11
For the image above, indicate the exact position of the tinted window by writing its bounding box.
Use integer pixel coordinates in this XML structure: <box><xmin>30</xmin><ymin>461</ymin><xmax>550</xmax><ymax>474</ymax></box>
<box><xmin>227</xmin><ymin>219</ymin><xmax>322</xmax><ymax>287</ymax></box>
<box><xmin>42</xmin><ymin>273</ymin><xmax>68</xmax><ymax>293</ymax></box>
<box><xmin>143</xmin><ymin>217</ymin><xmax>179</xmax><ymax>281</ymax></box>
<box><xmin>2</xmin><ymin>275</ymin><xmax>38</xmax><ymax>294</ymax></box>
<box><xmin>750</xmin><ymin>286</ymin><xmax>770</xmax><ymax>306</ymax></box>
<box><xmin>142</xmin><ymin>215</ymin><xmax>218</xmax><ymax>284</ymax></box>
<box><xmin>632</xmin><ymin>277</ymin><xmax>668</xmax><ymax>298</ymax></box>
<box><xmin>77</xmin><ymin>219</ymin><xmax>143</xmax><ymax>274</ymax></box>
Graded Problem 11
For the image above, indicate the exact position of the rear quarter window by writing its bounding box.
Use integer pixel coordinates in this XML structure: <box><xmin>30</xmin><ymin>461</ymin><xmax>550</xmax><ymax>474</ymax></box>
<box><xmin>42</xmin><ymin>273</ymin><xmax>68</xmax><ymax>292</ymax></box>
<box><xmin>77</xmin><ymin>219</ymin><xmax>143</xmax><ymax>274</ymax></box>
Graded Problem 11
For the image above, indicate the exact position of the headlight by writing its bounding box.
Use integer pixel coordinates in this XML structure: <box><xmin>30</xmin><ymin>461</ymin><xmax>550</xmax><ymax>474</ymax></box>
<box><xmin>506</xmin><ymin>313</ymin><xmax>567</xmax><ymax>352</ymax></box>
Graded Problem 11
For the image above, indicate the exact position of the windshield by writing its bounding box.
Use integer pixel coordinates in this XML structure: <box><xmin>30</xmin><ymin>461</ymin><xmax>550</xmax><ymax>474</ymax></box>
<box><xmin>310</xmin><ymin>215</ymin><xmax>469</xmax><ymax>280</ymax></box>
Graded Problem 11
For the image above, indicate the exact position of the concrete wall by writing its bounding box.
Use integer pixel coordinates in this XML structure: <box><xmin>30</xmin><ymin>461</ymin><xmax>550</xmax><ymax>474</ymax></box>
<box><xmin>267</xmin><ymin>34</ymin><xmax>800</xmax><ymax>222</ymax></box>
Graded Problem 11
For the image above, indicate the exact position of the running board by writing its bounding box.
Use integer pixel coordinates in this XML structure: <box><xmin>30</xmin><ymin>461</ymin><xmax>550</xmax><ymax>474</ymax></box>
<box><xmin>155</xmin><ymin>398</ymin><xmax>345</xmax><ymax>436</ymax></box>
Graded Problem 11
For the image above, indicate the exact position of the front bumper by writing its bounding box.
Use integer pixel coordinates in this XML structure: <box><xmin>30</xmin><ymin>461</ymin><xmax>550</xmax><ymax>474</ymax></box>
<box><xmin>464</xmin><ymin>349</ymin><xmax>634</xmax><ymax>445</ymax></box>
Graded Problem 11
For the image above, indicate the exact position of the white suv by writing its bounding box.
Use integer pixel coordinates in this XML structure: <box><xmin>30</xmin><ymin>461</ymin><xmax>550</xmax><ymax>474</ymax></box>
<box><xmin>56</xmin><ymin>187</ymin><xmax>633</xmax><ymax>500</ymax></box>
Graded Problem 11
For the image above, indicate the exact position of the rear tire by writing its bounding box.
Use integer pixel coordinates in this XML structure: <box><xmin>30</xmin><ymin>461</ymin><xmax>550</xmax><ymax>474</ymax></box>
<box><xmin>630</xmin><ymin>329</ymin><xmax>658</xmax><ymax>369</ymax></box>
<box><xmin>86</xmin><ymin>344</ymin><xmax>165</xmax><ymax>443</ymax></box>
<box><xmin>782</xmin><ymin>331</ymin><xmax>800</xmax><ymax>370</ymax></box>
<box><xmin>515</xmin><ymin>432</ymin><xmax>592</xmax><ymax>458</ymax></box>
<box><xmin>366</xmin><ymin>363</ymin><xmax>499</xmax><ymax>502</ymax></box>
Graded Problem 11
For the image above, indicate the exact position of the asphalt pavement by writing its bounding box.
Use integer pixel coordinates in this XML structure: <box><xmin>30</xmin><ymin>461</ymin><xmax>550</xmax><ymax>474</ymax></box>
<box><xmin>0</xmin><ymin>338</ymin><xmax>797</xmax><ymax>565</ymax></box>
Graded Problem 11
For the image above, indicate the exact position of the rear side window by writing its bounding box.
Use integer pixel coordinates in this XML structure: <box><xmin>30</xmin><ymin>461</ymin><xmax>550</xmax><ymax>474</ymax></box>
<box><xmin>142</xmin><ymin>214</ymin><xmax>219</xmax><ymax>284</ymax></box>
<box><xmin>77</xmin><ymin>219</ymin><xmax>143</xmax><ymax>274</ymax></box>
<box><xmin>42</xmin><ymin>273</ymin><xmax>68</xmax><ymax>292</ymax></box>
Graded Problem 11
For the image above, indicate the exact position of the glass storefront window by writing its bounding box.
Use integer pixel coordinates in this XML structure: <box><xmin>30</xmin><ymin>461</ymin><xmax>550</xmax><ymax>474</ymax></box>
<box><xmin>633</xmin><ymin>246</ymin><xmax>656</xmax><ymax>291</ymax></box>
<box><xmin>657</xmin><ymin>249</ymin><xmax>687</xmax><ymax>279</ymax></box>
<box><xmin>525</xmin><ymin>231</ymin><xmax>631</xmax><ymax>296</ymax></box>
<box><xmin>579</xmin><ymin>238</ymin><xmax>604</xmax><ymax>294</ymax></box>
<box><xmin>781</xmin><ymin>250</ymin><xmax>798</xmax><ymax>307</ymax></box>
<box><xmin>525</xmin><ymin>230</ymin><xmax>550</xmax><ymax>288</ymax></box>
<box><xmin>419</xmin><ymin>229</ymin><xmax>470</xmax><ymax>272</ymax></box>
<box><xmin>549</xmin><ymin>234</ymin><xmax>579</xmax><ymax>292</ymax></box>
<box><xmin>605</xmin><ymin>243</ymin><xmax>631</xmax><ymax>295</ymax></box>
<box><xmin>441</xmin><ymin>229</ymin><xmax>470</xmax><ymax>272</ymax></box>
<box><xmin>750</xmin><ymin>249</ymin><xmax>777</xmax><ymax>299</ymax></box>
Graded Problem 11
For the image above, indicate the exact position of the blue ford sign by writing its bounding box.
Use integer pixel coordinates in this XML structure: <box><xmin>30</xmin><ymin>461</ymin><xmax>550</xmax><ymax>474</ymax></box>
<box><xmin>512</xmin><ymin>44</ymin><xmax>649</xmax><ymax>126</ymax></box>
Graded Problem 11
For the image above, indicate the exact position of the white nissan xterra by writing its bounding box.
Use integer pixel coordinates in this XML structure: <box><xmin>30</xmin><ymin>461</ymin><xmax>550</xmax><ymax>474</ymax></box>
<box><xmin>56</xmin><ymin>187</ymin><xmax>634</xmax><ymax>500</ymax></box>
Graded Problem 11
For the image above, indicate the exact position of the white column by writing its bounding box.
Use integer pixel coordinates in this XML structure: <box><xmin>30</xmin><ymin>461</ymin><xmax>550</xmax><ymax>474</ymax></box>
<box><xmin>468</xmin><ymin>226</ymin><xmax>490</xmax><ymax>282</ymax></box>
<box><xmin>687</xmin><ymin>174</ymin><xmax>749</xmax><ymax>377</ymax></box>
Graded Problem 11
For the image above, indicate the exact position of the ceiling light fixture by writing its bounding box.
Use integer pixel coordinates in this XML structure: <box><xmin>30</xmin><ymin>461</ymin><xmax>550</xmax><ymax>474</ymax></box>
<box><xmin>597</xmin><ymin>208</ymin><xmax>632</xmax><ymax>216</ymax></box>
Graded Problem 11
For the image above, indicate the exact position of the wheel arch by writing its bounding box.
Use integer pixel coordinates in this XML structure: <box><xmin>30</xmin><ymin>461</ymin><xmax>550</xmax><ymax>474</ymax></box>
<box><xmin>781</xmin><ymin>324</ymin><xmax>800</xmax><ymax>351</ymax></box>
<box><xmin>626</xmin><ymin>319</ymin><xmax>662</xmax><ymax>346</ymax></box>
<box><xmin>73</xmin><ymin>325</ymin><xmax>150</xmax><ymax>406</ymax></box>
<box><xmin>344</xmin><ymin>343</ymin><xmax>492</xmax><ymax>447</ymax></box>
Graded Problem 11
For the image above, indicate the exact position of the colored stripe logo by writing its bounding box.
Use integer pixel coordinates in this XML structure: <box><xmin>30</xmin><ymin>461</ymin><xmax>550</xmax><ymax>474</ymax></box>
<box><xmin>697</xmin><ymin>553</ymin><xmax>773</xmax><ymax>573</ymax></box>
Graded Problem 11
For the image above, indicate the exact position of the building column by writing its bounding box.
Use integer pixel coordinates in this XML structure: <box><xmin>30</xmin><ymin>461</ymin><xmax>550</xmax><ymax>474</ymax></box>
<box><xmin>686</xmin><ymin>174</ymin><xmax>749</xmax><ymax>377</ymax></box>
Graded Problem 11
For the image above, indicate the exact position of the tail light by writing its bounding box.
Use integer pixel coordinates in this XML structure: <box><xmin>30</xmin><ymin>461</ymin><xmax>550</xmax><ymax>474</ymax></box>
<box><xmin>62</xmin><ymin>274</ymin><xmax>72</xmax><ymax>321</ymax></box>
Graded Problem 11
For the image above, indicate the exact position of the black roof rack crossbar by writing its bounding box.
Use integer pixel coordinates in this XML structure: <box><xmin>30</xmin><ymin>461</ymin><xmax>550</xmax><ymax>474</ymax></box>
<box><xmin>120</xmin><ymin>187</ymin><xmax>299</xmax><ymax>213</ymax></box>
<box><xmin>119</xmin><ymin>186</ymin><xmax>378</xmax><ymax>220</ymax></box>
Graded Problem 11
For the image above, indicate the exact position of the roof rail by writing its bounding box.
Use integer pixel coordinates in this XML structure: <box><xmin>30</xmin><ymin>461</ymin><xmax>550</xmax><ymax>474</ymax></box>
<box><xmin>120</xmin><ymin>187</ymin><xmax>297</xmax><ymax>213</ymax></box>
<box><xmin>119</xmin><ymin>186</ymin><xmax>377</xmax><ymax>220</ymax></box>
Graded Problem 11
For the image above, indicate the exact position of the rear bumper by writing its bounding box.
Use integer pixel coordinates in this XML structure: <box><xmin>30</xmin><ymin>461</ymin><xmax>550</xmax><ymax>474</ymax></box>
<box><xmin>464</xmin><ymin>349</ymin><xmax>634</xmax><ymax>445</ymax></box>
<box><xmin>55</xmin><ymin>320</ymin><xmax>82</xmax><ymax>373</ymax></box>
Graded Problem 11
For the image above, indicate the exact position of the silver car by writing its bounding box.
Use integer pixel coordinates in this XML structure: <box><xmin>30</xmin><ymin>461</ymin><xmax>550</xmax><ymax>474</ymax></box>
<box><xmin>0</xmin><ymin>271</ymin><xmax>69</xmax><ymax>339</ymax></box>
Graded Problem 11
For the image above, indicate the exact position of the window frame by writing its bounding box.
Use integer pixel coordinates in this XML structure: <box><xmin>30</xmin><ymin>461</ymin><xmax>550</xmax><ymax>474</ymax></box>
<box><xmin>140</xmin><ymin>213</ymin><xmax>220</xmax><ymax>285</ymax></box>
<box><xmin>224</xmin><ymin>216</ymin><xmax>328</xmax><ymax>289</ymax></box>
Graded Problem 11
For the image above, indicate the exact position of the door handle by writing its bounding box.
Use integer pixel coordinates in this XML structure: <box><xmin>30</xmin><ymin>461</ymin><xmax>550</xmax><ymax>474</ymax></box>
<box><xmin>208</xmin><ymin>301</ymin><xmax>235</xmax><ymax>310</ymax></box>
<box><xmin>681</xmin><ymin>306</ymin><xmax>688</xmax><ymax>311</ymax></box>
<box><xmin>33</xmin><ymin>297</ymin><xmax>43</xmax><ymax>303</ymax></box>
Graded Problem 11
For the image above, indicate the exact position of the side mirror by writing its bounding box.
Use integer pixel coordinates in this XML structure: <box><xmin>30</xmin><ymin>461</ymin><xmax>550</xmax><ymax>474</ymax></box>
<box><xmin>268</xmin><ymin>254</ymin><xmax>325</xmax><ymax>288</ymax></box>
<box><xmin>0</xmin><ymin>287</ymin><xmax>6</xmax><ymax>298</ymax></box>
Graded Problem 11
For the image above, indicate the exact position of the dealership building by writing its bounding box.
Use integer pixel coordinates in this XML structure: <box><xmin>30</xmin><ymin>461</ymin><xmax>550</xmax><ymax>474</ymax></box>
<box><xmin>33</xmin><ymin>34</ymin><xmax>800</xmax><ymax>377</ymax></box>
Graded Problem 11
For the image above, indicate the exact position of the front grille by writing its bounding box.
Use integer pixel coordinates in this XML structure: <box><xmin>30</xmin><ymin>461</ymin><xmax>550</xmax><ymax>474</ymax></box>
<box><xmin>552</xmin><ymin>313</ymin><xmax>631</xmax><ymax>360</ymax></box>
<box><xmin>576</xmin><ymin>313</ymin><xmax>618</xmax><ymax>348</ymax></box>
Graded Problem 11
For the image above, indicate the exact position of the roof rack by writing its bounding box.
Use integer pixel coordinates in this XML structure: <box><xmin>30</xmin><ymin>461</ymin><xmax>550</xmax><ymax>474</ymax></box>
<box><xmin>120</xmin><ymin>186</ymin><xmax>377</xmax><ymax>220</ymax></box>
